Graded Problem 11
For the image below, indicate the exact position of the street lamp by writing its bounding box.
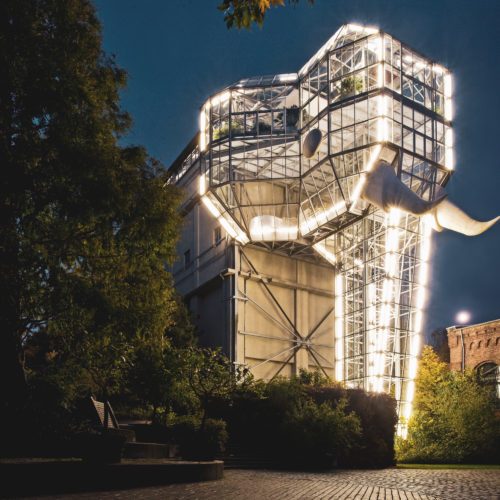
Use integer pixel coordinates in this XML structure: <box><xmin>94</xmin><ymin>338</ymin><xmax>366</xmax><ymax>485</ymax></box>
<box><xmin>455</xmin><ymin>310</ymin><xmax>471</xmax><ymax>372</ymax></box>
<box><xmin>456</xmin><ymin>310</ymin><xmax>471</xmax><ymax>325</ymax></box>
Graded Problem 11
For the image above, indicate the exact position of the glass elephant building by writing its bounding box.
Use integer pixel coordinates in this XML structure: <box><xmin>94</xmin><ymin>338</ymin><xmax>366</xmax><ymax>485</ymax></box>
<box><xmin>170</xmin><ymin>24</ymin><xmax>498</xmax><ymax>434</ymax></box>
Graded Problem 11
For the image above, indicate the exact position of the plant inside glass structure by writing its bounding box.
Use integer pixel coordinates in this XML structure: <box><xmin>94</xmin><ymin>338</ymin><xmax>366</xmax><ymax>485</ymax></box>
<box><xmin>174</xmin><ymin>24</ymin><xmax>498</xmax><ymax>435</ymax></box>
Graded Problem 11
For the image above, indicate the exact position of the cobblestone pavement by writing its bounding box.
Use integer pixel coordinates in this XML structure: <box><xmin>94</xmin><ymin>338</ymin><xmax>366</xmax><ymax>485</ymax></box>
<box><xmin>36</xmin><ymin>468</ymin><xmax>500</xmax><ymax>500</ymax></box>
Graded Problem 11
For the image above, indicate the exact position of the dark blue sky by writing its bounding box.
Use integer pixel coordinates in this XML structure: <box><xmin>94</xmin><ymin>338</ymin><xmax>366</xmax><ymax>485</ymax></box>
<box><xmin>94</xmin><ymin>0</ymin><xmax>500</xmax><ymax>336</ymax></box>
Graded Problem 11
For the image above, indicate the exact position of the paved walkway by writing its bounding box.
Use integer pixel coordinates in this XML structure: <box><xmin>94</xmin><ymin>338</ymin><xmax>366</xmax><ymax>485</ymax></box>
<box><xmin>31</xmin><ymin>468</ymin><xmax>500</xmax><ymax>500</ymax></box>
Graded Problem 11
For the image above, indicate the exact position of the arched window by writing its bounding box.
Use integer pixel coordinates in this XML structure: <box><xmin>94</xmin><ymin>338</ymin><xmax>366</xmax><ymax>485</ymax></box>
<box><xmin>496</xmin><ymin>337</ymin><xmax>500</xmax><ymax>346</ymax></box>
<box><xmin>469</xmin><ymin>342</ymin><xmax>474</xmax><ymax>350</ymax></box>
<box><xmin>486</xmin><ymin>339</ymin><xmax>491</xmax><ymax>348</ymax></box>
<box><xmin>476</xmin><ymin>362</ymin><xmax>500</xmax><ymax>402</ymax></box>
<box><xmin>477</xmin><ymin>341</ymin><xmax>482</xmax><ymax>349</ymax></box>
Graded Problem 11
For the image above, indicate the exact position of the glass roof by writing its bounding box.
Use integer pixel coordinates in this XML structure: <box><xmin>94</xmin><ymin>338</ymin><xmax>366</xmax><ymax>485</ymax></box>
<box><xmin>233</xmin><ymin>73</ymin><xmax>298</xmax><ymax>88</ymax></box>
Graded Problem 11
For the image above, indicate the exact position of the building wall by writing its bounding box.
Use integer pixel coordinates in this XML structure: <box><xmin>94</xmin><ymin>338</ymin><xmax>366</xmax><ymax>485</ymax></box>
<box><xmin>173</xmin><ymin>164</ymin><xmax>234</xmax><ymax>352</ymax></box>
<box><xmin>172</xmin><ymin>161</ymin><xmax>337</xmax><ymax>377</ymax></box>
<box><xmin>447</xmin><ymin>319</ymin><xmax>500</xmax><ymax>372</ymax></box>
<box><xmin>235</xmin><ymin>245</ymin><xmax>335</xmax><ymax>380</ymax></box>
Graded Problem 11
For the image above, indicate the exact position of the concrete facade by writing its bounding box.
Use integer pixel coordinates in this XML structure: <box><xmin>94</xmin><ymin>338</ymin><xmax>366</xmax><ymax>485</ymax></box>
<box><xmin>447</xmin><ymin>319</ymin><xmax>500</xmax><ymax>372</ymax></box>
<box><xmin>172</xmin><ymin>159</ymin><xmax>336</xmax><ymax>378</ymax></box>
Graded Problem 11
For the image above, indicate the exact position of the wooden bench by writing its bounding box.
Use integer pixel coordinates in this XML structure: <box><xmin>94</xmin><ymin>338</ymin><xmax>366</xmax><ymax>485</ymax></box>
<box><xmin>89</xmin><ymin>396</ymin><xmax>135</xmax><ymax>442</ymax></box>
<box><xmin>90</xmin><ymin>396</ymin><xmax>120</xmax><ymax>429</ymax></box>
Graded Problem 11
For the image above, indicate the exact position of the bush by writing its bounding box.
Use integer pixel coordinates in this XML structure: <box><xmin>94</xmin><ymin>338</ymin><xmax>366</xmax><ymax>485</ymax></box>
<box><xmin>171</xmin><ymin>415</ymin><xmax>228</xmax><ymax>461</ymax></box>
<box><xmin>280</xmin><ymin>398</ymin><xmax>361</xmax><ymax>468</ymax></box>
<box><xmin>210</xmin><ymin>376</ymin><xmax>396</xmax><ymax>469</ymax></box>
<box><xmin>396</xmin><ymin>346</ymin><xmax>500</xmax><ymax>464</ymax></box>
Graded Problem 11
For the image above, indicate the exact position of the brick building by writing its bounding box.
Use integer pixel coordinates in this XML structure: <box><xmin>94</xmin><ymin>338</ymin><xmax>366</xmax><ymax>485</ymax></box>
<box><xmin>447</xmin><ymin>319</ymin><xmax>500</xmax><ymax>399</ymax></box>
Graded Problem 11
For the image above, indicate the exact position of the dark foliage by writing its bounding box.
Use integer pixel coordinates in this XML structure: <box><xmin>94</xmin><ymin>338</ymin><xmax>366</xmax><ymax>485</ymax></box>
<box><xmin>308</xmin><ymin>386</ymin><xmax>397</xmax><ymax>467</ymax></box>
<box><xmin>170</xmin><ymin>415</ymin><xmax>228</xmax><ymax>460</ymax></box>
<box><xmin>209</xmin><ymin>376</ymin><xmax>396</xmax><ymax>469</ymax></box>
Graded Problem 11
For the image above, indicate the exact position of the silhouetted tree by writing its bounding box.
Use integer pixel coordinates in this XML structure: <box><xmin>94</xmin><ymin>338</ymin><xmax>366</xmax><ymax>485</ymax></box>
<box><xmin>0</xmin><ymin>0</ymin><xmax>182</xmax><ymax>416</ymax></box>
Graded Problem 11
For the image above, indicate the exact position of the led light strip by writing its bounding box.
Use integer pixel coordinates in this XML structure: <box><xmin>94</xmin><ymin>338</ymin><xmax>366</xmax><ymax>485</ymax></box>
<box><xmin>199</xmin><ymin>175</ymin><xmax>249</xmax><ymax>245</ymax></box>
<box><xmin>400</xmin><ymin>218</ymin><xmax>432</xmax><ymax>432</ymax></box>
<box><xmin>312</xmin><ymin>241</ymin><xmax>337</xmax><ymax>265</ymax></box>
<box><xmin>373</xmin><ymin>209</ymin><xmax>401</xmax><ymax>393</ymax></box>
<box><xmin>334</xmin><ymin>274</ymin><xmax>344</xmax><ymax>381</ymax></box>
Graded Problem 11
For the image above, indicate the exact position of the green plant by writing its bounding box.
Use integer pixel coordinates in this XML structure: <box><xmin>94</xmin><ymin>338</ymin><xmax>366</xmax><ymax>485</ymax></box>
<box><xmin>179</xmin><ymin>347</ymin><xmax>252</xmax><ymax>430</ymax></box>
<box><xmin>213</xmin><ymin>121</ymin><xmax>244</xmax><ymax>140</ymax></box>
<box><xmin>281</xmin><ymin>397</ymin><xmax>361</xmax><ymax>468</ymax></box>
<box><xmin>171</xmin><ymin>415</ymin><xmax>228</xmax><ymax>460</ymax></box>
<box><xmin>213</xmin><ymin>123</ymin><xmax>230</xmax><ymax>140</ymax></box>
<box><xmin>396</xmin><ymin>346</ymin><xmax>500</xmax><ymax>464</ymax></box>
<box><xmin>340</xmin><ymin>76</ymin><xmax>364</xmax><ymax>96</ymax></box>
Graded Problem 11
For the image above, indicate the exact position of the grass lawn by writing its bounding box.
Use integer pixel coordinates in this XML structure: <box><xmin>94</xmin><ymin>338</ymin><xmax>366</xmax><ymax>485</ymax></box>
<box><xmin>397</xmin><ymin>463</ymin><xmax>500</xmax><ymax>470</ymax></box>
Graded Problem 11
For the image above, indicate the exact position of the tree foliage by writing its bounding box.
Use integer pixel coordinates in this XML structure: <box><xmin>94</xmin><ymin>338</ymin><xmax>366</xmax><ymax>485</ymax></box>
<box><xmin>0</xmin><ymin>0</ymin><xmax>183</xmax><ymax>413</ymax></box>
<box><xmin>396</xmin><ymin>346</ymin><xmax>500</xmax><ymax>463</ymax></box>
<box><xmin>218</xmin><ymin>0</ymin><xmax>314</xmax><ymax>29</ymax></box>
<box><xmin>180</xmin><ymin>347</ymin><xmax>253</xmax><ymax>429</ymax></box>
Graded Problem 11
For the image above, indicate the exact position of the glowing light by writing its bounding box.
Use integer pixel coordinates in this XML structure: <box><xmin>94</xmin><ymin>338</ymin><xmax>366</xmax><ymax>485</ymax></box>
<box><xmin>313</xmin><ymin>242</ymin><xmax>337</xmax><ymax>265</ymax></box>
<box><xmin>406</xmin><ymin>381</ymin><xmax>415</xmax><ymax>410</ymax></box>
<box><xmin>377</xmin><ymin>35</ymin><xmax>384</xmax><ymax>62</ymax></box>
<box><xmin>278</xmin><ymin>73</ymin><xmax>298</xmax><ymax>83</ymax></box>
<box><xmin>376</xmin><ymin>95</ymin><xmax>389</xmax><ymax>142</ymax></box>
<box><xmin>414</xmin><ymin>311</ymin><xmax>423</xmax><ymax>333</ymax></box>
<box><xmin>349</xmin><ymin>145</ymin><xmax>382</xmax><ymax>213</ymax></box>
<box><xmin>249</xmin><ymin>215</ymin><xmax>298</xmax><ymax>242</ymax></box>
<box><xmin>408</xmin><ymin>335</ymin><xmax>420</xmax><ymax>380</ymax></box>
<box><xmin>199</xmin><ymin>174</ymin><xmax>206</xmax><ymax>195</ymax></box>
<box><xmin>444</xmin><ymin>73</ymin><xmax>453</xmax><ymax>121</ymax></box>
<box><xmin>219</xmin><ymin>216</ymin><xmax>237</xmax><ymax>239</ymax></box>
<box><xmin>377</xmin><ymin>63</ymin><xmax>384</xmax><ymax>88</ymax></box>
<box><xmin>201</xmin><ymin>196</ymin><xmax>221</xmax><ymax>218</ymax></box>
<box><xmin>300</xmin><ymin>201</ymin><xmax>346</xmax><ymax>236</ymax></box>
<box><xmin>445</xmin><ymin>127</ymin><xmax>454</xmax><ymax>170</ymax></box>
<box><xmin>335</xmin><ymin>274</ymin><xmax>344</xmax><ymax>382</ymax></box>
<box><xmin>445</xmin><ymin>98</ymin><xmax>453</xmax><ymax>122</ymax></box>
<box><xmin>211</xmin><ymin>90</ymin><xmax>230</xmax><ymax>107</ymax></box>
<box><xmin>200</xmin><ymin>191</ymin><xmax>249</xmax><ymax>245</ymax></box>
<box><xmin>433</xmin><ymin>64</ymin><xmax>445</xmax><ymax>75</ymax></box>
<box><xmin>199</xmin><ymin>107</ymin><xmax>207</xmax><ymax>152</ymax></box>
<box><xmin>456</xmin><ymin>310</ymin><xmax>471</xmax><ymax>325</ymax></box>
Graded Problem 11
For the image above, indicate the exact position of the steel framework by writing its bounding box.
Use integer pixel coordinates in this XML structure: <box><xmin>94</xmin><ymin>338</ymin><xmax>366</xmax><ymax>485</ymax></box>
<box><xmin>174</xmin><ymin>24</ymin><xmax>456</xmax><ymax>434</ymax></box>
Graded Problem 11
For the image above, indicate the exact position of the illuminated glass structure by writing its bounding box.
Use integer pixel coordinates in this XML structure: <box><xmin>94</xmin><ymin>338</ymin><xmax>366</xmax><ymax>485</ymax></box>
<box><xmin>172</xmin><ymin>25</ymin><xmax>496</xmax><ymax>433</ymax></box>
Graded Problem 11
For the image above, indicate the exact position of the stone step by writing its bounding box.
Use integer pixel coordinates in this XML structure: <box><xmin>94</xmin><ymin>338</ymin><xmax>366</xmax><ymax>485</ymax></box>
<box><xmin>124</xmin><ymin>442</ymin><xmax>178</xmax><ymax>459</ymax></box>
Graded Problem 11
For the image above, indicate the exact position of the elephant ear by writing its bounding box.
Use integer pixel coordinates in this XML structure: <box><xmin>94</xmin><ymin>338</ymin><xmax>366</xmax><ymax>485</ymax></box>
<box><xmin>302</xmin><ymin>129</ymin><xmax>323</xmax><ymax>158</ymax></box>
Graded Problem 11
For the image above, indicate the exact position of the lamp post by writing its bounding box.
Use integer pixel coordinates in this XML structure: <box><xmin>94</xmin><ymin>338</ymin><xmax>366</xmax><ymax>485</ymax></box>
<box><xmin>456</xmin><ymin>310</ymin><xmax>471</xmax><ymax>372</ymax></box>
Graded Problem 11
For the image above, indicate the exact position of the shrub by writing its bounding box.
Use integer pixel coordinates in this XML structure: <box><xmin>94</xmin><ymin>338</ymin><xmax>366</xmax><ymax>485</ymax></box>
<box><xmin>280</xmin><ymin>398</ymin><xmax>361</xmax><ymax>468</ymax></box>
<box><xmin>396</xmin><ymin>346</ymin><xmax>500</xmax><ymax>464</ymax></box>
<box><xmin>171</xmin><ymin>415</ymin><xmax>228</xmax><ymax>461</ymax></box>
<box><xmin>210</xmin><ymin>375</ymin><xmax>396</xmax><ymax>469</ymax></box>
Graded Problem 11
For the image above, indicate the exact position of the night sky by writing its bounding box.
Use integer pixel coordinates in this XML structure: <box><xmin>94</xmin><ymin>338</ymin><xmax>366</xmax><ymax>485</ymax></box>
<box><xmin>94</xmin><ymin>0</ymin><xmax>500</xmax><ymax>338</ymax></box>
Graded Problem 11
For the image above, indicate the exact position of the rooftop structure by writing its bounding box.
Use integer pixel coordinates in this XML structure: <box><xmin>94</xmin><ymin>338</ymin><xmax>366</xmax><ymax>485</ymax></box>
<box><xmin>171</xmin><ymin>24</ymin><xmax>498</xmax><ymax>435</ymax></box>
